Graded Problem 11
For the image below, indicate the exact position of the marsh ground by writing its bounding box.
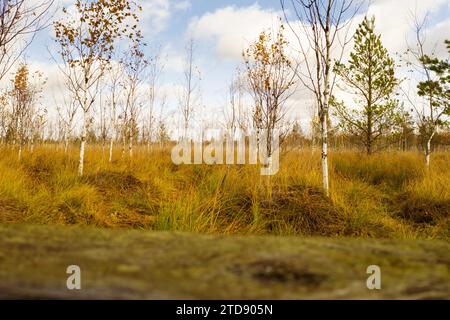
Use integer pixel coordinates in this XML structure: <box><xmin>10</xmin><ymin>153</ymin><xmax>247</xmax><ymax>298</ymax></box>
<box><xmin>0</xmin><ymin>224</ymin><xmax>449</xmax><ymax>299</ymax></box>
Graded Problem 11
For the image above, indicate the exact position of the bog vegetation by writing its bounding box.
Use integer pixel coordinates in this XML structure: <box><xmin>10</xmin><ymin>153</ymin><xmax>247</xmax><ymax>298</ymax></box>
<box><xmin>0</xmin><ymin>145</ymin><xmax>448</xmax><ymax>240</ymax></box>
<box><xmin>0</xmin><ymin>0</ymin><xmax>448</xmax><ymax>240</ymax></box>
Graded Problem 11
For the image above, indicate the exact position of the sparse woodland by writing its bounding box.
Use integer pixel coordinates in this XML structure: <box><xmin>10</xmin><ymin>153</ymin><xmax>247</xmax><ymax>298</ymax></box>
<box><xmin>0</xmin><ymin>0</ymin><xmax>448</xmax><ymax>240</ymax></box>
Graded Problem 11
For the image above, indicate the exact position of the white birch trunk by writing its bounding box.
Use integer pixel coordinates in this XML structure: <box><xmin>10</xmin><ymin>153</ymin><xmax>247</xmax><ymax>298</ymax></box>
<box><xmin>321</xmin><ymin>17</ymin><xmax>331</xmax><ymax>197</ymax></box>
<box><xmin>78</xmin><ymin>113</ymin><xmax>87</xmax><ymax>176</ymax></box>
<box><xmin>64</xmin><ymin>137</ymin><xmax>69</xmax><ymax>155</ymax></box>
<box><xmin>321</xmin><ymin>115</ymin><xmax>329</xmax><ymax>197</ymax></box>
<box><xmin>109</xmin><ymin>138</ymin><xmax>113</xmax><ymax>163</ymax></box>
<box><xmin>128</xmin><ymin>133</ymin><xmax>133</xmax><ymax>158</ymax></box>
<box><xmin>425</xmin><ymin>132</ymin><xmax>435</xmax><ymax>168</ymax></box>
<box><xmin>18</xmin><ymin>143</ymin><xmax>22</xmax><ymax>161</ymax></box>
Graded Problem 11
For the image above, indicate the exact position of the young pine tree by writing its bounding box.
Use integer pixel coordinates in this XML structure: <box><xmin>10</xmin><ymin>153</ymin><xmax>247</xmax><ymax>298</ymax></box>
<box><xmin>332</xmin><ymin>16</ymin><xmax>400</xmax><ymax>155</ymax></box>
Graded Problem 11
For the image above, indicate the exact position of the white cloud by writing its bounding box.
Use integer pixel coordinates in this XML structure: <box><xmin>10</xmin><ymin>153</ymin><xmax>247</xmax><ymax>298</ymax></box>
<box><xmin>366</xmin><ymin>0</ymin><xmax>449</xmax><ymax>54</ymax></box>
<box><xmin>413</xmin><ymin>18</ymin><xmax>450</xmax><ymax>56</ymax></box>
<box><xmin>161</xmin><ymin>44</ymin><xmax>185</xmax><ymax>73</ymax></box>
<box><xmin>174</xmin><ymin>0</ymin><xmax>191</xmax><ymax>11</ymax></box>
<box><xmin>188</xmin><ymin>1</ymin><xmax>450</xmax><ymax>121</ymax></box>
<box><xmin>188</xmin><ymin>4</ymin><xmax>282</xmax><ymax>60</ymax></box>
<box><xmin>50</xmin><ymin>0</ymin><xmax>190</xmax><ymax>35</ymax></box>
<box><xmin>140</xmin><ymin>0</ymin><xmax>191</xmax><ymax>34</ymax></box>
<box><xmin>188</xmin><ymin>0</ymin><xmax>450</xmax><ymax>60</ymax></box>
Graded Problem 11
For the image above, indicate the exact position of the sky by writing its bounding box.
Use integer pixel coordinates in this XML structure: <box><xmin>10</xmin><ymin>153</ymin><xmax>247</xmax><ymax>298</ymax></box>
<box><xmin>21</xmin><ymin>0</ymin><xmax>450</xmax><ymax>137</ymax></box>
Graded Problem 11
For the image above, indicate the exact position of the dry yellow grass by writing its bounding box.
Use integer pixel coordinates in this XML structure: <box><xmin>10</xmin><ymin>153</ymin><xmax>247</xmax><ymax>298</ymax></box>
<box><xmin>0</xmin><ymin>144</ymin><xmax>448</xmax><ymax>239</ymax></box>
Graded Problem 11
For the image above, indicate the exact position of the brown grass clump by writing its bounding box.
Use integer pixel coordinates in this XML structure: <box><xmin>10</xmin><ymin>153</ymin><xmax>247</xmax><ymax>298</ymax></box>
<box><xmin>257</xmin><ymin>185</ymin><xmax>347</xmax><ymax>236</ymax></box>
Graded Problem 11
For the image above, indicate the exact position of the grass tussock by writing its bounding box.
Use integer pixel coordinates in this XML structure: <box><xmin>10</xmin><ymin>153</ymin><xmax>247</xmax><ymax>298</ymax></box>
<box><xmin>0</xmin><ymin>145</ymin><xmax>448</xmax><ymax>239</ymax></box>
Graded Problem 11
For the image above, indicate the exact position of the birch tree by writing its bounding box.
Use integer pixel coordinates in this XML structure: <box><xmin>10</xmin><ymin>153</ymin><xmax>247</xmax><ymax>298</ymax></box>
<box><xmin>156</xmin><ymin>101</ymin><xmax>170</xmax><ymax>149</ymax></box>
<box><xmin>0</xmin><ymin>92</ymin><xmax>8</xmax><ymax>143</ymax></box>
<box><xmin>280</xmin><ymin>0</ymin><xmax>363</xmax><ymax>196</ymax></box>
<box><xmin>416</xmin><ymin>40</ymin><xmax>450</xmax><ymax>166</ymax></box>
<box><xmin>0</xmin><ymin>0</ymin><xmax>54</xmax><ymax>82</ymax></box>
<box><xmin>53</xmin><ymin>0</ymin><xmax>142</xmax><ymax>176</ymax></box>
<box><xmin>403</xmin><ymin>16</ymin><xmax>450</xmax><ymax>166</ymax></box>
<box><xmin>98</xmin><ymin>89</ymin><xmax>108</xmax><ymax>157</ymax></box>
<box><xmin>243</xmin><ymin>25</ymin><xmax>296</xmax><ymax>160</ymax></box>
<box><xmin>121</xmin><ymin>41</ymin><xmax>148</xmax><ymax>158</ymax></box>
<box><xmin>55</xmin><ymin>91</ymin><xmax>78</xmax><ymax>154</ymax></box>
<box><xmin>106</xmin><ymin>60</ymin><xmax>124</xmax><ymax>163</ymax></box>
<box><xmin>223</xmin><ymin>69</ymin><xmax>249</xmax><ymax>137</ymax></box>
<box><xmin>179</xmin><ymin>39</ymin><xmax>200</xmax><ymax>139</ymax></box>
<box><xmin>27</xmin><ymin>96</ymin><xmax>46</xmax><ymax>155</ymax></box>
<box><xmin>9</xmin><ymin>63</ymin><xmax>45</xmax><ymax>160</ymax></box>
<box><xmin>145</xmin><ymin>47</ymin><xmax>164</xmax><ymax>150</ymax></box>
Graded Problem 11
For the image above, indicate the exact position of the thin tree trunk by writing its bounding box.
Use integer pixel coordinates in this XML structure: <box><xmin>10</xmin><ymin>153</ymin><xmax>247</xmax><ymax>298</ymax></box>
<box><xmin>18</xmin><ymin>143</ymin><xmax>22</xmax><ymax>161</ymax></box>
<box><xmin>320</xmin><ymin>114</ymin><xmax>329</xmax><ymax>197</ymax></box>
<box><xmin>122</xmin><ymin>133</ymin><xmax>126</xmax><ymax>157</ymax></box>
<box><xmin>64</xmin><ymin>137</ymin><xmax>69</xmax><ymax>155</ymax></box>
<box><xmin>425</xmin><ymin>132</ymin><xmax>435</xmax><ymax>168</ymax></box>
<box><xmin>109</xmin><ymin>138</ymin><xmax>113</xmax><ymax>163</ymax></box>
<box><xmin>102</xmin><ymin>140</ymin><xmax>105</xmax><ymax>161</ymax></box>
<box><xmin>321</xmin><ymin>5</ymin><xmax>332</xmax><ymax>197</ymax></box>
<box><xmin>366</xmin><ymin>124</ymin><xmax>372</xmax><ymax>155</ymax></box>
<box><xmin>78</xmin><ymin>113</ymin><xmax>87</xmax><ymax>176</ymax></box>
<box><xmin>128</xmin><ymin>129</ymin><xmax>133</xmax><ymax>158</ymax></box>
